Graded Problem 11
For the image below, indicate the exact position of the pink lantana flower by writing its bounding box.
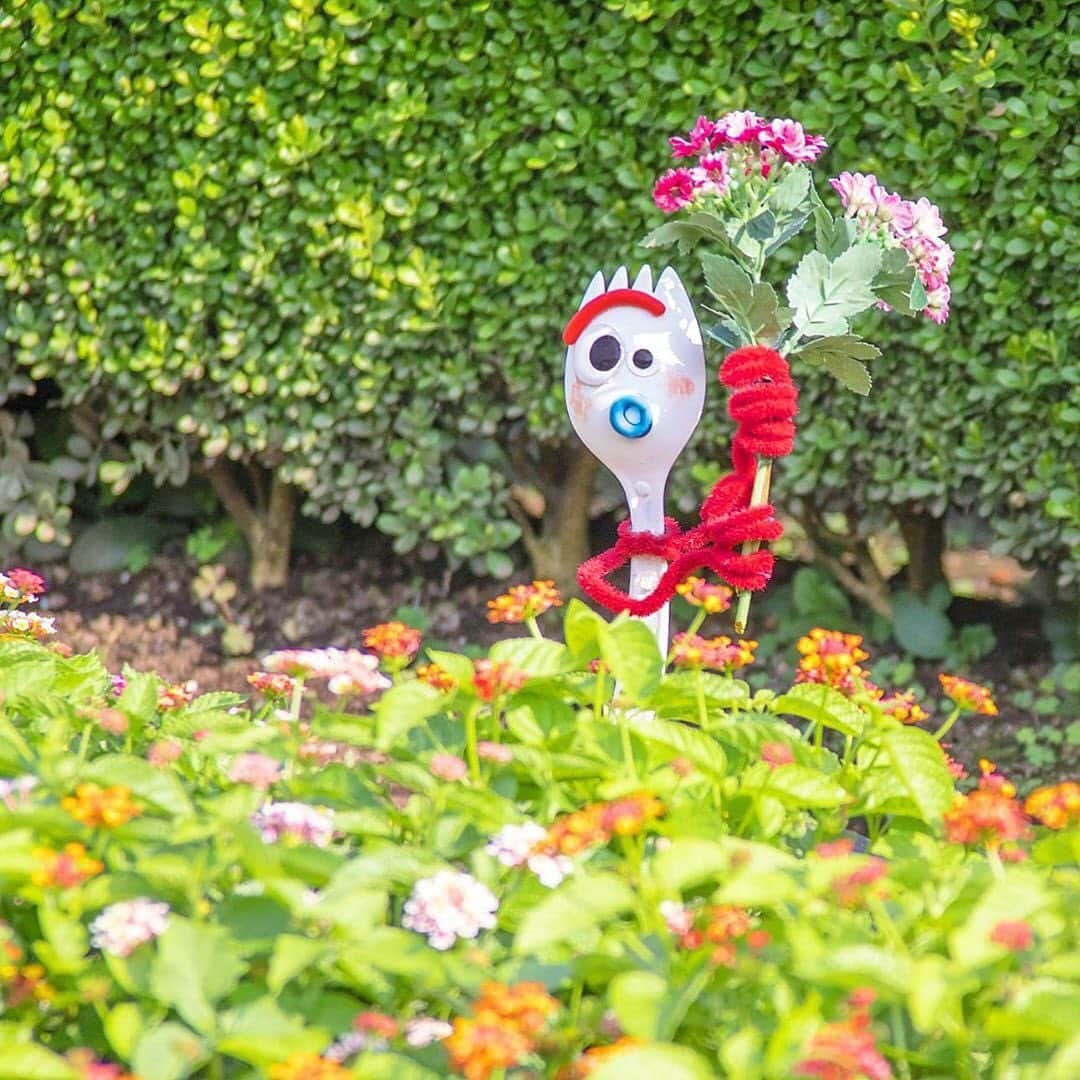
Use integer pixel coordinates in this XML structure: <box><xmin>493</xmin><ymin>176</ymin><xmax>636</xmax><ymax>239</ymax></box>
<box><xmin>430</xmin><ymin>753</ymin><xmax>468</xmax><ymax>782</ymax></box>
<box><xmin>229</xmin><ymin>752</ymin><xmax>283</xmax><ymax>790</ymax></box>
<box><xmin>653</xmin><ymin>168</ymin><xmax>698</xmax><ymax>213</ymax></box>
<box><xmin>486</xmin><ymin>822</ymin><xmax>572</xmax><ymax>888</ymax></box>
<box><xmin>251</xmin><ymin>800</ymin><xmax>335</xmax><ymax>847</ymax></box>
<box><xmin>401</xmin><ymin>870</ymin><xmax>498</xmax><ymax>950</ymax></box>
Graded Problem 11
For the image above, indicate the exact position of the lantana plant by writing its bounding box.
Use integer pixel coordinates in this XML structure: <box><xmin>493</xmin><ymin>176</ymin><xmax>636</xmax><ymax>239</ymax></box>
<box><xmin>1</xmin><ymin>570</ymin><xmax>1078</xmax><ymax>1079</ymax></box>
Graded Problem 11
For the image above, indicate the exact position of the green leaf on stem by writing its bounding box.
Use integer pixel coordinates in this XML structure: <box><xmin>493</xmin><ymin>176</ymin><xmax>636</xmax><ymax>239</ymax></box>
<box><xmin>374</xmin><ymin>681</ymin><xmax>444</xmax><ymax>750</ymax></box>
<box><xmin>150</xmin><ymin>917</ymin><xmax>246</xmax><ymax>1034</ymax></box>
<box><xmin>787</xmin><ymin>242</ymin><xmax>882</xmax><ymax>339</ymax></box>
<box><xmin>619</xmin><ymin>710</ymin><xmax>727</xmax><ymax>780</ymax></box>
<box><xmin>598</xmin><ymin>619</ymin><xmax>662</xmax><ymax>702</ymax></box>
<box><xmin>514</xmin><ymin>871</ymin><xmax>636</xmax><ymax>953</ymax></box>
<box><xmin>876</xmin><ymin>725</ymin><xmax>954</xmax><ymax>821</ymax></box>
<box><xmin>773</xmin><ymin>683</ymin><xmax>867</xmax><ymax>736</ymax></box>
<box><xmin>793</xmin><ymin>334</ymin><xmax>879</xmax><ymax>395</ymax></box>
<box><xmin>770</xmin><ymin>165</ymin><xmax>811</xmax><ymax>213</ymax></box>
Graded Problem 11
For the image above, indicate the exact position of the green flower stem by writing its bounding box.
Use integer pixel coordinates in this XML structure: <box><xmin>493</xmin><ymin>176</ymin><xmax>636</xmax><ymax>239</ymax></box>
<box><xmin>525</xmin><ymin>615</ymin><xmax>543</xmax><ymax>640</ymax></box>
<box><xmin>891</xmin><ymin>1002</ymin><xmax>914</xmax><ymax>1080</ymax></box>
<box><xmin>619</xmin><ymin>708</ymin><xmax>638</xmax><ymax>781</ymax></box>
<box><xmin>75</xmin><ymin>721</ymin><xmax>93</xmax><ymax>770</ymax></box>
<box><xmin>933</xmin><ymin>707</ymin><xmax>962</xmax><ymax>742</ymax></box>
<box><xmin>686</xmin><ymin>607</ymin><xmax>708</xmax><ymax>638</ymax></box>
<box><xmin>986</xmin><ymin>845</ymin><xmax>1005</xmax><ymax>881</ymax></box>
<box><xmin>288</xmin><ymin>677</ymin><xmax>305</xmax><ymax>724</ymax></box>
<box><xmin>464</xmin><ymin>701</ymin><xmax>481</xmax><ymax>782</ymax></box>
<box><xmin>694</xmin><ymin>666</ymin><xmax>709</xmax><ymax>728</ymax></box>
<box><xmin>593</xmin><ymin>669</ymin><xmax>606</xmax><ymax>724</ymax></box>
<box><xmin>0</xmin><ymin>712</ymin><xmax>32</xmax><ymax>764</ymax></box>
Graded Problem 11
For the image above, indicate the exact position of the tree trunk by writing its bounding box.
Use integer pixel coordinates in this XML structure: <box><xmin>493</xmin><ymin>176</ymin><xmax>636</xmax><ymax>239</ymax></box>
<box><xmin>205</xmin><ymin>461</ymin><xmax>296</xmax><ymax>591</ymax></box>
<box><xmin>895</xmin><ymin>503</ymin><xmax>948</xmax><ymax>597</ymax></box>
<box><xmin>510</xmin><ymin>443</ymin><xmax>598</xmax><ymax>596</ymax></box>
<box><xmin>796</xmin><ymin>503</ymin><xmax>895</xmax><ymax>618</ymax></box>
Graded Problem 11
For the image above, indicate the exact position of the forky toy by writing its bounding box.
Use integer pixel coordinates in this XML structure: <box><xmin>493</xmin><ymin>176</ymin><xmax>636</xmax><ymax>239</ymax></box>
<box><xmin>563</xmin><ymin>265</ymin><xmax>798</xmax><ymax>655</ymax></box>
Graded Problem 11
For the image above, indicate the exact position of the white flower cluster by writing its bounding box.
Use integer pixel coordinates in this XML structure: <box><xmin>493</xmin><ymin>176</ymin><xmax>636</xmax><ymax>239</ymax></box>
<box><xmin>486</xmin><ymin>822</ymin><xmax>572</xmax><ymax>888</ymax></box>
<box><xmin>402</xmin><ymin>870</ymin><xmax>498</xmax><ymax>950</ymax></box>
<box><xmin>0</xmin><ymin>774</ymin><xmax>37</xmax><ymax>810</ymax></box>
<box><xmin>0</xmin><ymin>610</ymin><xmax>56</xmax><ymax>639</ymax></box>
<box><xmin>251</xmin><ymin>800</ymin><xmax>335</xmax><ymax>847</ymax></box>
<box><xmin>89</xmin><ymin>898</ymin><xmax>170</xmax><ymax>957</ymax></box>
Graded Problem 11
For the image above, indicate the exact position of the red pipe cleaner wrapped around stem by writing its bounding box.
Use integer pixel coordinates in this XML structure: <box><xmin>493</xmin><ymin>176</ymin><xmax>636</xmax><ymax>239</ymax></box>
<box><xmin>578</xmin><ymin>345</ymin><xmax>797</xmax><ymax>616</ymax></box>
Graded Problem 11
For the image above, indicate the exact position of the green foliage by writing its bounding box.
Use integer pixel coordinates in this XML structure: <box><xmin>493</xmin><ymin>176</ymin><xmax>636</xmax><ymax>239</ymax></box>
<box><xmin>1</xmin><ymin>589</ymin><xmax>1079</xmax><ymax>1076</ymax></box>
<box><xmin>0</xmin><ymin>1</ymin><xmax>1076</xmax><ymax>586</ymax></box>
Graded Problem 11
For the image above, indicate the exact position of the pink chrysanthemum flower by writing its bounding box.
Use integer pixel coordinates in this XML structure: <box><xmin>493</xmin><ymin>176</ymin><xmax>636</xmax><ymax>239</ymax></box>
<box><xmin>251</xmin><ymin>800</ymin><xmax>335</xmax><ymax>847</ymax></box>
<box><xmin>831</xmin><ymin>172</ymin><xmax>953</xmax><ymax>323</ymax></box>
<box><xmin>759</xmin><ymin>117</ymin><xmax>828</xmax><ymax>163</ymax></box>
<box><xmin>669</xmin><ymin>115</ymin><xmax>717</xmax><ymax>158</ymax></box>
<box><xmin>653</xmin><ymin>168</ymin><xmax>698</xmax><ymax>213</ymax></box>
<box><xmin>89</xmin><ymin>898</ymin><xmax>169</xmax><ymax>957</ymax></box>
<box><xmin>477</xmin><ymin>741</ymin><xmax>513</xmax><ymax>764</ymax></box>
<box><xmin>659</xmin><ymin>899</ymin><xmax>695</xmax><ymax>937</ymax></box>
<box><xmin>990</xmin><ymin>919</ymin><xmax>1033</xmax><ymax>952</ymax></box>
<box><xmin>714</xmin><ymin>109</ymin><xmax>765</xmax><ymax>144</ymax></box>
<box><xmin>830</xmin><ymin>171</ymin><xmax>880</xmax><ymax>218</ymax></box>
<box><xmin>401</xmin><ymin>870</ymin><xmax>498</xmax><ymax>950</ymax></box>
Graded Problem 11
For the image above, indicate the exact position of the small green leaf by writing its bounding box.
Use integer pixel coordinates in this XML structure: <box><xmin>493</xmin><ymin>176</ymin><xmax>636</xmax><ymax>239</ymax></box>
<box><xmin>620</xmin><ymin>711</ymin><xmax>727</xmax><ymax>781</ymax></box>
<box><xmin>877</xmin><ymin>725</ymin><xmax>954</xmax><ymax>822</ymax></box>
<box><xmin>599</xmin><ymin>620</ymin><xmax>663</xmax><ymax>702</ymax></box>
<box><xmin>131</xmin><ymin>1022</ymin><xmax>209</xmax><ymax>1080</ymax></box>
<box><xmin>150</xmin><ymin>918</ymin><xmax>246</xmax><ymax>1034</ymax></box>
<box><xmin>374</xmin><ymin>681</ymin><xmax>444</xmax><ymax>750</ymax></box>
<box><xmin>590</xmin><ymin>1043</ymin><xmax>715</xmax><ymax>1080</ymax></box>
<box><xmin>609</xmin><ymin>971</ymin><xmax>667</xmax><ymax>1039</ymax></box>
<box><xmin>701</xmin><ymin>253</ymin><xmax>754</xmax><ymax>316</ymax></box>
<box><xmin>773</xmin><ymin>683</ymin><xmax>867</xmax><ymax>736</ymax></box>
<box><xmin>514</xmin><ymin>872</ymin><xmax>636</xmax><ymax>954</ymax></box>
<box><xmin>891</xmin><ymin>591</ymin><xmax>952</xmax><ymax>658</ymax></box>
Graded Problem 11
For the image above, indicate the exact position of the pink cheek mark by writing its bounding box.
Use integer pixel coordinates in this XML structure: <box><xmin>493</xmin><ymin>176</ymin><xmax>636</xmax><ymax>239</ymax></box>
<box><xmin>569</xmin><ymin>378</ymin><xmax>590</xmax><ymax>420</ymax></box>
<box><xmin>667</xmin><ymin>373</ymin><xmax>696</xmax><ymax>398</ymax></box>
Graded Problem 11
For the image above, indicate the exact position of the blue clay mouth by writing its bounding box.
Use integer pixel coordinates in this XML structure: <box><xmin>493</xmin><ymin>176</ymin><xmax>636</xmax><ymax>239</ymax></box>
<box><xmin>609</xmin><ymin>396</ymin><xmax>653</xmax><ymax>439</ymax></box>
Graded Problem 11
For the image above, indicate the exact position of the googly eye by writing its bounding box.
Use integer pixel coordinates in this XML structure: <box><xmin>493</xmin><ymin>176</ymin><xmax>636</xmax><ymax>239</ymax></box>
<box><xmin>572</xmin><ymin>327</ymin><xmax>624</xmax><ymax>386</ymax></box>
<box><xmin>589</xmin><ymin>334</ymin><xmax>621</xmax><ymax>372</ymax></box>
<box><xmin>631</xmin><ymin>348</ymin><xmax>654</xmax><ymax>371</ymax></box>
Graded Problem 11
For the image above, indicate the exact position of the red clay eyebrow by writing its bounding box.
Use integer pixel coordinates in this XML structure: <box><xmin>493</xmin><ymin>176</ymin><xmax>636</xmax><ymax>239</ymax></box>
<box><xmin>562</xmin><ymin>289</ymin><xmax>666</xmax><ymax>345</ymax></box>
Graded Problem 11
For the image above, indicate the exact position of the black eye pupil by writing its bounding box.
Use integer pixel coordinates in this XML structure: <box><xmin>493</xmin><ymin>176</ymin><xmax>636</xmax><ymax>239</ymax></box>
<box><xmin>632</xmin><ymin>348</ymin><xmax>654</xmax><ymax>370</ymax></box>
<box><xmin>588</xmin><ymin>334</ymin><xmax>620</xmax><ymax>371</ymax></box>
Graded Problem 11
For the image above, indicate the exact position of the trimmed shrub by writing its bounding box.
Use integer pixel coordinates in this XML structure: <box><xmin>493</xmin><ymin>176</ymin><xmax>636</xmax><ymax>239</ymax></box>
<box><xmin>0</xmin><ymin>1</ymin><xmax>1076</xmax><ymax>588</ymax></box>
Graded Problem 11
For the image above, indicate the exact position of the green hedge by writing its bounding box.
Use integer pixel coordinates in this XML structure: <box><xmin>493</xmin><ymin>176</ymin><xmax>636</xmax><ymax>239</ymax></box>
<box><xmin>0</xmin><ymin>1</ymin><xmax>1076</xmax><ymax>585</ymax></box>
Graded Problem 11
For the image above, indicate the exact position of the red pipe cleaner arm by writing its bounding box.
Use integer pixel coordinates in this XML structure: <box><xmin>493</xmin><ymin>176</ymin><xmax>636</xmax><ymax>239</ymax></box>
<box><xmin>577</xmin><ymin>345</ymin><xmax>798</xmax><ymax>617</ymax></box>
